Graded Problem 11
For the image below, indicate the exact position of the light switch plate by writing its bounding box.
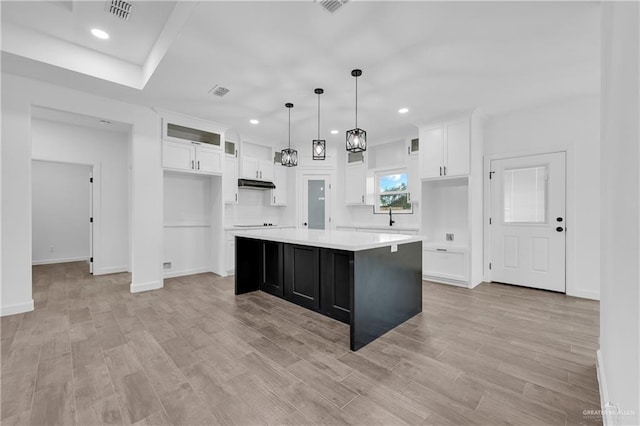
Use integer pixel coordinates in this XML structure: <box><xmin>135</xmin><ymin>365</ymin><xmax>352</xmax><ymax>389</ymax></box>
<box><xmin>391</xmin><ymin>244</ymin><xmax>398</xmax><ymax>253</ymax></box>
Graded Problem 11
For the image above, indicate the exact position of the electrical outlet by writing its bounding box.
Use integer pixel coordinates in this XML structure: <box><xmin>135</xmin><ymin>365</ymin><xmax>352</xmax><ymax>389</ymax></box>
<box><xmin>163</xmin><ymin>262</ymin><xmax>172</xmax><ymax>269</ymax></box>
<box><xmin>446</xmin><ymin>233</ymin><xmax>454</xmax><ymax>241</ymax></box>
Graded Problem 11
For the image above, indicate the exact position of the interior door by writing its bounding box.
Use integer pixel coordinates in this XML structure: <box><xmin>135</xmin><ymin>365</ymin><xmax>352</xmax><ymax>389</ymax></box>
<box><xmin>490</xmin><ymin>152</ymin><xmax>566</xmax><ymax>292</ymax></box>
<box><xmin>89</xmin><ymin>169</ymin><xmax>94</xmax><ymax>275</ymax></box>
<box><xmin>301</xmin><ymin>174</ymin><xmax>331</xmax><ymax>229</ymax></box>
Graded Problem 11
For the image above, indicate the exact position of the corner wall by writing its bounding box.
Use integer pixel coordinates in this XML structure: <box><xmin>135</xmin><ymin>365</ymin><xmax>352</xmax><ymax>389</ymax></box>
<box><xmin>484</xmin><ymin>95</ymin><xmax>601</xmax><ymax>300</ymax></box>
<box><xmin>599</xmin><ymin>2</ymin><xmax>640</xmax><ymax>424</ymax></box>
<box><xmin>1</xmin><ymin>73</ymin><xmax>162</xmax><ymax>315</ymax></box>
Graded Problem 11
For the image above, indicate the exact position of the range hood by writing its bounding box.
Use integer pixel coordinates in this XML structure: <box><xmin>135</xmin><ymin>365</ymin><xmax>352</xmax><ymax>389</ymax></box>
<box><xmin>237</xmin><ymin>179</ymin><xmax>276</xmax><ymax>190</ymax></box>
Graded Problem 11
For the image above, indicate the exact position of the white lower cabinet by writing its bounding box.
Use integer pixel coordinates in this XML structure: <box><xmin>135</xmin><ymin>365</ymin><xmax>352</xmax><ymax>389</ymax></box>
<box><xmin>226</xmin><ymin>237</ymin><xmax>235</xmax><ymax>273</ymax></box>
<box><xmin>422</xmin><ymin>246</ymin><xmax>469</xmax><ymax>285</ymax></box>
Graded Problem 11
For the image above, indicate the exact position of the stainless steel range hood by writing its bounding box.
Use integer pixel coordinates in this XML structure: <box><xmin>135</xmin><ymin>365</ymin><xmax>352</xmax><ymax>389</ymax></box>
<box><xmin>237</xmin><ymin>179</ymin><xmax>276</xmax><ymax>190</ymax></box>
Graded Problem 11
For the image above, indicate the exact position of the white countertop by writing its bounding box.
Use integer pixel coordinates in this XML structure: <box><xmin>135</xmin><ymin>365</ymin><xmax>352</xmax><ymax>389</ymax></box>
<box><xmin>224</xmin><ymin>225</ymin><xmax>296</xmax><ymax>231</ymax></box>
<box><xmin>233</xmin><ymin>228</ymin><xmax>423</xmax><ymax>251</ymax></box>
<box><xmin>336</xmin><ymin>224</ymin><xmax>420</xmax><ymax>232</ymax></box>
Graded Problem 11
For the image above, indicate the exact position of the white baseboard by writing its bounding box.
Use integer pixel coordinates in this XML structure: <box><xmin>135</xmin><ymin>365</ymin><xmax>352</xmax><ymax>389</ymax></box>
<box><xmin>597</xmin><ymin>349</ymin><xmax>618</xmax><ymax>426</ymax></box>
<box><xmin>1</xmin><ymin>299</ymin><xmax>34</xmax><ymax>317</ymax></box>
<box><xmin>32</xmin><ymin>256</ymin><xmax>88</xmax><ymax>266</ymax></box>
<box><xmin>94</xmin><ymin>265</ymin><xmax>128</xmax><ymax>276</ymax></box>
<box><xmin>567</xmin><ymin>288</ymin><xmax>601</xmax><ymax>301</ymax></box>
<box><xmin>130</xmin><ymin>280</ymin><xmax>163</xmax><ymax>293</ymax></box>
<box><xmin>163</xmin><ymin>267</ymin><xmax>212</xmax><ymax>279</ymax></box>
<box><xmin>423</xmin><ymin>275</ymin><xmax>468</xmax><ymax>288</ymax></box>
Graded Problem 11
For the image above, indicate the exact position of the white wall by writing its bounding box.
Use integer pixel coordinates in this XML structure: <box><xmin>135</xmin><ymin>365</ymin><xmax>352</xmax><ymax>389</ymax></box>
<box><xmin>1</xmin><ymin>73</ymin><xmax>162</xmax><ymax>316</ymax></box>
<box><xmin>32</xmin><ymin>161</ymin><xmax>91</xmax><ymax>265</ymax></box>
<box><xmin>484</xmin><ymin>95</ymin><xmax>601</xmax><ymax>300</ymax></box>
<box><xmin>225</xmin><ymin>189</ymin><xmax>285</xmax><ymax>226</ymax></box>
<box><xmin>164</xmin><ymin>171</ymin><xmax>214</xmax><ymax>277</ymax></box>
<box><xmin>599</xmin><ymin>2</ymin><xmax>640</xmax><ymax>425</ymax></box>
<box><xmin>31</xmin><ymin>119</ymin><xmax>129</xmax><ymax>274</ymax></box>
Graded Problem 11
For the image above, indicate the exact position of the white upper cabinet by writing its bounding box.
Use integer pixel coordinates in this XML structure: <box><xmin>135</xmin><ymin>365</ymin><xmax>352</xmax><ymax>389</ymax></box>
<box><xmin>195</xmin><ymin>145</ymin><xmax>223</xmax><ymax>174</ymax></box>
<box><xmin>271</xmin><ymin>164</ymin><xmax>288</xmax><ymax>206</ymax></box>
<box><xmin>345</xmin><ymin>163</ymin><xmax>367</xmax><ymax>205</ymax></box>
<box><xmin>419</xmin><ymin>117</ymin><xmax>471</xmax><ymax>179</ymax></box>
<box><xmin>259</xmin><ymin>159</ymin><xmax>274</xmax><ymax>182</ymax></box>
<box><xmin>444</xmin><ymin>119</ymin><xmax>470</xmax><ymax>177</ymax></box>
<box><xmin>408</xmin><ymin>153</ymin><xmax>421</xmax><ymax>203</ymax></box>
<box><xmin>224</xmin><ymin>155</ymin><xmax>238</xmax><ymax>204</ymax></box>
<box><xmin>240</xmin><ymin>157</ymin><xmax>260</xmax><ymax>179</ymax></box>
<box><xmin>163</xmin><ymin>140</ymin><xmax>195</xmax><ymax>171</ymax></box>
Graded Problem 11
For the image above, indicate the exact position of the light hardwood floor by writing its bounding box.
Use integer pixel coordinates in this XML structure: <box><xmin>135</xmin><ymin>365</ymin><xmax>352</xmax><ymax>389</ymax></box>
<box><xmin>1</xmin><ymin>262</ymin><xmax>601</xmax><ymax>425</ymax></box>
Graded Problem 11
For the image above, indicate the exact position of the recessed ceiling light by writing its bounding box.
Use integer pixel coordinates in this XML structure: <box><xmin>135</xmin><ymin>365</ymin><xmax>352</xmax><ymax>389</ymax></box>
<box><xmin>330</xmin><ymin>129</ymin><xmax>339</xmax><ymax>134</ymax></box>
<box><xmin>398</xmin><ymin>108</ymin><xmax>409</xmax><ymax>114</ymax></box>
<box><xmin>250</xmin><ymin>119</ymin><xmax>259</xmax><ymax>125</ymax></box>
<box><xmin>91</xmin><ymin>28</ymin><xmax>110</xmax><ymax>40</ymax></box>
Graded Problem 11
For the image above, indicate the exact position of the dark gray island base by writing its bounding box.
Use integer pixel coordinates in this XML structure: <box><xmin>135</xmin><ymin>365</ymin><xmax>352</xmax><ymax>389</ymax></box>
<box><xmin>234</xmin><ymin>232</ymin><xmax>422</xmax><ymax>351</ymax></box>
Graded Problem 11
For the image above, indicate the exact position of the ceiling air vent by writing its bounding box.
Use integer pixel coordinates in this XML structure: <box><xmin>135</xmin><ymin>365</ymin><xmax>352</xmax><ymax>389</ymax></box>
<box><xmin>106</xmin><ymin>0</ymin><xmax>133</xmax><ymax>21</ymax></box>
<box><xmin>208</xmin><ymin>85</ymin><xmax>230</xmax><ymax>97</ymax></box>
<box><xmin>316</xmin><ymin>0</ymin><xmax>349</xmax><ymax>13</ymax></box>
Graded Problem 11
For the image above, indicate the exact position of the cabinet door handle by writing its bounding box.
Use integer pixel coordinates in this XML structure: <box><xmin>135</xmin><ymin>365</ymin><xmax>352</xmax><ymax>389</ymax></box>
<box><xmin>273</xmin><ymin>196</ymin><xmax>276</xmax><ymax>203</ymax></box>
<box><xmin>408</xmin><ymin>147</ymin><xmax>410</xmax><ymax>155</ymax></box>
<box><xmin>361</xmin><ymin>195</ymin><xmax>364</xmax><ymax>203</ymax></box>
<box><xmin>235</xmin><ymin>193</ymin><xmax>237</xmax><ymax>202</ymax></box>
<box><xmin>260</xmin><ymin>171</ymin><xmax>262</xmax><ymax>179</ymax></box>
<box><xmin>439</xmin><ymin>166</ymin><xmax>442</xmax><ymax>176</ymax></box>
<box><xmin>444</xmin><ymin>166</ymin><xmax>447</xmax><ymax>175</ymax></box>
<box><xmin>197</xmin><ymin>161</ymin><xmax>200</xmax><ymax>170</ymax></box>
<box><xmin>436</xmin><ymin>248</ymin><xmax>448</xmax><ymax>252</ymax></box>
<box><xmin>191</xmin><ymin>160</ymin><xmax>195</xmax><ymax>170</ymax></box>
<box><xmin>408</xmin><ymin>192</ymin><xmax>411</xmax><ymax>202</ymax></box>
<box><xmin>256</xmin><ymin>171</ymin><xmax>258</xmax><ymax>178</ymax></box>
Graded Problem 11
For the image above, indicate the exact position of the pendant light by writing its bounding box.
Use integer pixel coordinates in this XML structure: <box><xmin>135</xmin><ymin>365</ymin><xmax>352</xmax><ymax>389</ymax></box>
<box><xmin>312</xmin><ymin>88</ymin><xmax>326</xmax><ymax>160</ymax></box>
<box><xmin>346</xmin><ymin>69</ymin><xmax>366</xmax><ymax>152</ymax></box>
<box><xmin>281</xmin><ymin>103</ymin><xmax>298</xmax><ymax>167</ymax></box>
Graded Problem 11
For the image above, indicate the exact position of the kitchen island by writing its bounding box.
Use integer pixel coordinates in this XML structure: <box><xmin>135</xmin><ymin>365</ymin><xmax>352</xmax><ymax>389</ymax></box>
<box><xmin>234</xmin><ymin>228</ymin><xmax>422</xmax><ymax>351</ymax></box>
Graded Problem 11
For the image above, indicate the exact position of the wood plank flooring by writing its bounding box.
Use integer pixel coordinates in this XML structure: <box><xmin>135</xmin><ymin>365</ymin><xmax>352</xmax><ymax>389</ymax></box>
<box><xmin>1</xmin><ymin>262</ymin><xmax>601</xmax><ymax>425</ymax></box>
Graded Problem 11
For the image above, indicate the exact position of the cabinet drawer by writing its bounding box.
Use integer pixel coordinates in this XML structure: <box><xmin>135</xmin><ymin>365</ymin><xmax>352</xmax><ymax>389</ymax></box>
<box><xmin>422</xmin><ymin>249</ymin><xmax>468</xmax><ymax>281</ymax></box>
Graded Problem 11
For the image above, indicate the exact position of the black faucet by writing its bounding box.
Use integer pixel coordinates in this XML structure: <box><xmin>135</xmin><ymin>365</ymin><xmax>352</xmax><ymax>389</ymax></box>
<box><xmin>389</xmin><ymin>209</ymin><xmax>395</xmax><ymax>226</ymax></box>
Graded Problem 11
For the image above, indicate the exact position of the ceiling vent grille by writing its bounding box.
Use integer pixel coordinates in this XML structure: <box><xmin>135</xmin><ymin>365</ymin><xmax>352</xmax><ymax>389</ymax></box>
<box><xmin>107</xmin><ymin>0</ymin><xmax>133</xmax><ymax>21</ymax></box>
<box><xmin>316</xmin><ymin>0</ymin><xmax>349</xmax><ymax>13</ymax></box>
<box><xmin>208</xmin><ymin>85</ymin><xmax>230</xmax><ymax>97</ymax></box>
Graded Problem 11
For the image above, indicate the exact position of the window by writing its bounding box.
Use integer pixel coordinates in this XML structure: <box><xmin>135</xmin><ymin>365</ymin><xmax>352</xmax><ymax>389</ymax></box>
<box><xmin>503</xmin><ymin>166</ymin><xmax>547</xmax><ymax>223</ymax></box>
<box><xmin>374</xmin><ymin>169</ymin><xmax>412</xmax><ymax>213</ymax></box>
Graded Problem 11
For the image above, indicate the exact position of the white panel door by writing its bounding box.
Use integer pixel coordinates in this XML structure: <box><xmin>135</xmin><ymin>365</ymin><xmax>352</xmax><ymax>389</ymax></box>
<box><xmin>444</xmin><ymin>119</ymin><xmax>470</xmax><ymax>177</ymax></box>
<box><xmin>420</xmin><ymin>125</ymin><xmax>444</xmax><ymax>179</ymax></box>
<box><xmin>490</xmin><ymin>152</ymin><xmax>566</xmax><ymax>292</ymax></box>
<box><xmin>196</xmin><ymin>145</ymin><xmax>222</xmax><ymax>174</ymax></box>
<box><xmin>163</xmin><ymin>140</ymin><xmax>194</xmax><ymax>171</ymax></box>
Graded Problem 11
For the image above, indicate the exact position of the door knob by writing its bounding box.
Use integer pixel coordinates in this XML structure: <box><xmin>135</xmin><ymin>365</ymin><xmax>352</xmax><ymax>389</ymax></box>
<box><xmin>303</xmin><ymin>222</ymin><xmax>308</xmax><ymax>226</ymax></box>
<box><xmin>556</xmin><ymin>217</ymin><xmax>563</xmax><ymax>222</ymax></box>
<box><xmin>556</xmin><ymin>226</ymin><xmax>564</xmax><ymax>232</ymax></box>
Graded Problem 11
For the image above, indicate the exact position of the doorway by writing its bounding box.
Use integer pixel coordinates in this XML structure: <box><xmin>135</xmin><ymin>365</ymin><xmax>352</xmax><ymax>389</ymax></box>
<box><xmin>31</xmin><ymin>160</ymin><xmax>94</xmax><ymax>273</ymax></box>
<box><xmin>301</xmin><ymin>174</ymin><xmax>332</xmax><ymax>230</ymax></box>
<box><xmin>489</xmin><ymin>152</ymin><xmax>566</xmax><ymax>292</ymax></box>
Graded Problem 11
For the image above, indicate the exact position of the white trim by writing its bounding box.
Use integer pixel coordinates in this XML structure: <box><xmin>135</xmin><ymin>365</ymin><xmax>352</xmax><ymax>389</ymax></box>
<box><xmin>32</xmin><ymin>256</ymin><xmax>89</xmax><ymax>265</ymax></box>
<box><xmin>163</xmin><ymin>267</ymin><xmax>212</xmax><ymax>279</ymax></box>
<box><xmin>130</xmin><ymin>280</ymin><xmax>163</xmax><ymax>293</ymax></box>
<box><xmin>483</xmin><ymin>146</ymin><xmax>588</xmax><ymax>298</ymax></box>
<box><xmin>94</xmin><ymin>265</ymin><xmax>128</xmax><ymax>275</ymax></box>
<box><xmin>597</xmin><ymin>350</ymin><xmax>616</xmax><ymax>426</ymax></box>
<box><xmin>1</xmin><ymin>300</ymin><xmax>35</xmax><ymax>317</ymax></box>
<box><xmin>423</xmin><ymin>275</ymin><xmax>468</xmax><ymax>287</ymax></box>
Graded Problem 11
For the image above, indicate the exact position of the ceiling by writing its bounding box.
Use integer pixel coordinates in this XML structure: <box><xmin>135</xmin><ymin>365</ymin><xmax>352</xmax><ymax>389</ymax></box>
<box><xmin>1</xmin><ymin>1</ymin><xmax>601</xmax><ymax>148</ymax></box>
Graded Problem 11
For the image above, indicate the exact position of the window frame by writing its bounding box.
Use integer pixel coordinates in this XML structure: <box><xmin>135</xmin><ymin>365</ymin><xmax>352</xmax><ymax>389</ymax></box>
<box><xmin>373</xmin><ymin>168</ymin><xmax>413</xmax><ymax>214</ymax></box>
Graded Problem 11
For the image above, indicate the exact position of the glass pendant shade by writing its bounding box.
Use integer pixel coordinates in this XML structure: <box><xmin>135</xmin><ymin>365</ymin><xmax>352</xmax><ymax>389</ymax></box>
<box><xmin>281</xmin><ymin>102</ymin><xmax>298</xmax><ymax>167</ymax></box>
<box><xmin>312</xmin><ymin>139</ymin><xmax>326</xmax><ymax>160</ymax></box>
<box><xmin>313</xmin><ymin>88</ymin><xmax>326</xmax><ymax>160</ymax></box>
<box><xmin>346</xmin><ymin>69</ymin><xmax>367</xmax><ymax>153</ymax></box>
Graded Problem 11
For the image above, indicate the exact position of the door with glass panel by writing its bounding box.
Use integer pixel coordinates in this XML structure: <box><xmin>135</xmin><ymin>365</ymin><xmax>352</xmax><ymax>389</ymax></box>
<box><xmin>490</xmin><ymin>152</ymin><xmax>566</xmax><ymax>292</ymax></box>
<box><xmin>301</xmin><ymin>175</ymin><xmax>331</xmax><ymax>230</ymax></box>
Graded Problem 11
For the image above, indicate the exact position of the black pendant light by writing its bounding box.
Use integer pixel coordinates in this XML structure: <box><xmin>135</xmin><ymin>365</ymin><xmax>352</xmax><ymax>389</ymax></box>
<box><xmin>281</xmin><ymin>103</ymin><xmax>298</xmax><ymax>167</ymax></box>
<box><xmin>312</xmin><ymin>88</ymin><xmax>326</xmax><ymax>160</ymax></box>
<box><xmin>346</xmin><ymin>69</ymin><xmax>367</xmax><ymax>152</ymax></box>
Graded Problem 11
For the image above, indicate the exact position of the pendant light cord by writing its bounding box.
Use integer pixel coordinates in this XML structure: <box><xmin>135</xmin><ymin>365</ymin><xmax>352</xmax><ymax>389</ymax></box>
<box><xmin>317</xmin><ymin>94</ymin><xmax>321</xmax><ymax>140</ymax></box>
<box><xmin>355</xmin><ymin>76</ymin><xmax>358</xmax><ymax>129</ymax></box>
<box><xmin>288</xmin><ymin>107</ymin><xmax>291</xmax><ymax>149</ymax></box>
